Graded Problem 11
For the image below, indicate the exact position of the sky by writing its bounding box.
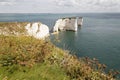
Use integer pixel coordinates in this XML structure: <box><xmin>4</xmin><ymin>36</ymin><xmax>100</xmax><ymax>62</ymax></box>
<box><xmin>0</xmin><ymin>0</ymin><xmax>120</xmax><ymax>13</ymax></box>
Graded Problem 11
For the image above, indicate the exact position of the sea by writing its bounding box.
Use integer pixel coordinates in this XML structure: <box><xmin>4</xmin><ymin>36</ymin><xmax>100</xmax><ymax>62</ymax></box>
<box><xmin>0</xmin><ymin>13</ymin><xmax>120</xmax><ymax>74</ymax></box>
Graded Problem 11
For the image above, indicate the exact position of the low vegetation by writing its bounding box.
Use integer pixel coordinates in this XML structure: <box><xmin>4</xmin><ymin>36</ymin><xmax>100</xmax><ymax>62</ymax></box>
<box><xmin>0</xmin><ymin>35</ymin><xmax>119</xmax><ymax>80</ymax></box>
<box><xmin>0</xmin><ymin>22</ymin><xmax>28</xmax><ymax>35</ymax></box>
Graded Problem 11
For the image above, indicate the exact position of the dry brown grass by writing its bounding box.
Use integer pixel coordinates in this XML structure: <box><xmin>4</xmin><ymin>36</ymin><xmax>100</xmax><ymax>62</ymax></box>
<box><xmin>0</xmin><ymin>22</ymin><xmax>28</xmax><ymax>35</ymax></box>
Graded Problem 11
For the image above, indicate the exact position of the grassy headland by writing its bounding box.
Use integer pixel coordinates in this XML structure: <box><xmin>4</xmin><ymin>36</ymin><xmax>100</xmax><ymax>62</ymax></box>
<box><xmin>0</xmin><ymin>22</ymin><xmax>119</xmax><ymax>80</ymax></box>
<box><xmin>0</xmin><ymin>22</ymin><xmax>28</xmax><ymax>36</ymax></box>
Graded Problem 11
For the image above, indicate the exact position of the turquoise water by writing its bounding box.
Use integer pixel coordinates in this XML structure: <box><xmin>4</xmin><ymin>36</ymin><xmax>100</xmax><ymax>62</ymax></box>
<box><xmin>0</xmin><ymin>13</ymin><xmax>120</xmax><ymax>72</ymax></box>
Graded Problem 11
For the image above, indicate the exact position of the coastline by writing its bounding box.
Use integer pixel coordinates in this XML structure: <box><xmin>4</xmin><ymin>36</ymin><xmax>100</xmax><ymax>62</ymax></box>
<box><xmin>0</xmin><ymin>22</ymin><xmax>118</xmax><ymax>80</ymax></box>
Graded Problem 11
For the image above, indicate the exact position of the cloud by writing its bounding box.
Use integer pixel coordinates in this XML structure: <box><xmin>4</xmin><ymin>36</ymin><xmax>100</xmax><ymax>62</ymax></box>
<box><xmin>0</xmin><ymin>0</ymin><xmax>16</xmax><ymax>5</ymax></box>
<box><xmin>55</xmin><ymin>0</ymin><xmax>120</xmax><ymax>7</ymax></box>
<box><xmin>52</xmin><ymin>0</ymin><xmax>120</xmax><ymax>12</ymax></box>
<box><xmin>54</xmin><ymin>0</ymin><xmax>75</xmax><ymax>7</ymax></box>
<box><xmin>0</xmin><ymin>0</ymin><xmax>120</xmax><ymax>13</ymax></box>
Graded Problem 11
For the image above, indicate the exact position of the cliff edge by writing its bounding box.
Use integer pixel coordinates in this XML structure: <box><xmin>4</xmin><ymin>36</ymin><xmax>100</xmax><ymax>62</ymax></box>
<box><xmin>0</xmin><ymin>22</ymin><xmax>49</xmax><ymax>39</ymax></box>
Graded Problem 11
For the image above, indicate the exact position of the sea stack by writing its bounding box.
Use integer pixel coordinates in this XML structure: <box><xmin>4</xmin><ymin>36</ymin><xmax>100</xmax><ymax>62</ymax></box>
<box><xmin>53</xmin><ymin>17</ymin><xmax>83</xmax><ymax>32</ymax></box>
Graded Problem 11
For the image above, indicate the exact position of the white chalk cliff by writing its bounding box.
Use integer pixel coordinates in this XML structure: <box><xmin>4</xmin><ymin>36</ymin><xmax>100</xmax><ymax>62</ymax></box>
<box><xmin>0</xmin><ymin>17</ymin><xmax>83</xmax><ymax>39</ymax></box>
<box><xmin>53</xmin><ymin>17</ymin><xmax>83</xmax><ymax>32</ymax></box>
<box><xmin>25</xmin><ymin>22</ymin><xmax>49</xmax><ymax>39</ymax></box>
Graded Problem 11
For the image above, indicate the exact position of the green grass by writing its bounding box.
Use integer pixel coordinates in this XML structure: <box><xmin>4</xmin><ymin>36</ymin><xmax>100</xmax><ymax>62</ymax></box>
<box><xmin>0</xmin><ymin>35</ymin><xmax>69</xmax><ymax>80</ymax></box>
<box><xmin>0</xmin><ymin>63</ymin><xmax>69</xmax><ymax>80</ymax></box>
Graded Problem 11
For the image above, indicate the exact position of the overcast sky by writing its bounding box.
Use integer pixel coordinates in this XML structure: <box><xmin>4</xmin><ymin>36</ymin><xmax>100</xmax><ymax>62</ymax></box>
<box><xmin>0</xmin><ymin>0</ymin><xmax>120</xmax><ymax>13</ymax></box>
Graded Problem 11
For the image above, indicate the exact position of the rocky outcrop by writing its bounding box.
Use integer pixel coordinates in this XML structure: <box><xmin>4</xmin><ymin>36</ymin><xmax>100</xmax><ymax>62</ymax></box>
<box><xmin>53</xmin><ymin>17</ymin><xmax>83</xmax><ymax>32</ymax></box>
<box><xmin>25</xmin><ymin>22</ymin><xmax>49</xmax><ymax>39</ymax></box>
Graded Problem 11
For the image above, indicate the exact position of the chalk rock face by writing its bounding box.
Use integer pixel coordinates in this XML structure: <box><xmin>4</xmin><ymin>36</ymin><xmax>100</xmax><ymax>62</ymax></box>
<box><xmin>25</xmin><ymin>22</ymin><xmax>49</xmax><ymax>39</ymax></box>
<box><xmin>53</xmin><ymin>17</ymin><xmax>83</xmax><ymax>32</ymax></box>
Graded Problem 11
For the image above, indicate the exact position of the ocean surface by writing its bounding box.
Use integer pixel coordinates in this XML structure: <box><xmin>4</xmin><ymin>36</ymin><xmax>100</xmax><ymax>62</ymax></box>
<box><xmin>0</xmin><ymin>13</ymin><xmax>120</xmax><ymax>73</ymax></box>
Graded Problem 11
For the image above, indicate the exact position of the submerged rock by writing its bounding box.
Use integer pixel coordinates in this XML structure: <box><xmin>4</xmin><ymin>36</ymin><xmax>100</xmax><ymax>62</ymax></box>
<box><xmin>53</xmin><ymin>17</ymin><xmax>83</xmax><ymax>32</ymax></box>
